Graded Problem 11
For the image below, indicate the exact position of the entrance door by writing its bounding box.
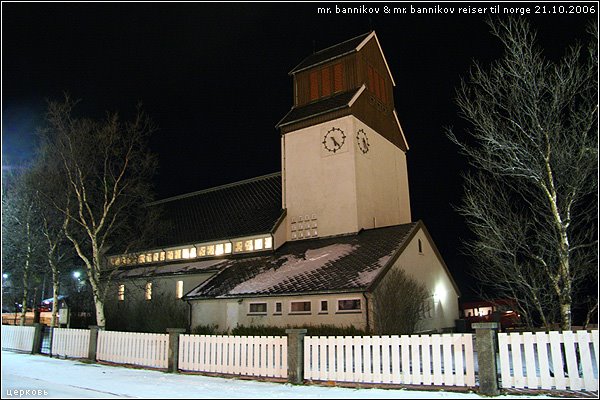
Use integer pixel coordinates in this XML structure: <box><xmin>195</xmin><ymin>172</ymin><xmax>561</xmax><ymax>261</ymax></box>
<box><xmin>226</xmin><ymin>302</ymin><xmax>238</xmax><ymax>332</ymax></box>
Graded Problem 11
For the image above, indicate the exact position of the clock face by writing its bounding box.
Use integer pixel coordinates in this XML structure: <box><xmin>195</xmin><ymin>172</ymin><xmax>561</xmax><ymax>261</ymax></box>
<box><xmin>356</xmin><ymin>128</ymin><xmax>370</xmax><ymax>154</ymax></box>
<box><xmin>322</xmin><ymin>127</ymin><xmax>346</xmax><ymax>153</ymax></box>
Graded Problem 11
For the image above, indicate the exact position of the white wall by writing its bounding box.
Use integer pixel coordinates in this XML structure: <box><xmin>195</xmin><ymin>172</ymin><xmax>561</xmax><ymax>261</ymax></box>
<box><xmin>190</xmin><ymin>293</ymin><xmax>368</xmax><ymax>333</ymax></box>
<box><xmin>282</xmin><ymin>115</ymin><xmax>411</xmax><ymax>241</ymax></box>
<box><xmin>387</xmin><ymin>227</ymin><xmax>459</xmax><ymax>332</ymax></box>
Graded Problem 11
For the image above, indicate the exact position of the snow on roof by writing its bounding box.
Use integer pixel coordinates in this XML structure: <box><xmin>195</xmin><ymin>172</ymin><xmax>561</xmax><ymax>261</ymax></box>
<box><xmin>228</xmin><ymin>244</ymin><xmax>357</xmax><ymax>295</ymax></box>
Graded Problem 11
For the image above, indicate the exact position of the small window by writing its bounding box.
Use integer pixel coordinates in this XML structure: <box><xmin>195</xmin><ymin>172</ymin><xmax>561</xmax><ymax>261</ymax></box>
<box><xmin>290</xmin><ymin>301</ymin><xmax>311</xmax><ymax>313</ymax></box>
<box><xmin>198</xmin><ymin>246</ymin><xmax>206</xmax><ymax>256</ymax></box>
<box><xmin>215</xmin><ymin>243</ymin><xmax>224</xmax><ymax>256</ymax></box>
<box><xmin>189</xmin><ymin>247</ymin><xmax>197</xmax><ymax>258</ymax></box>
<box><xmin>254</xmin><ymin>239</ymin><xmax>263</xmax><ymax>250</ymax></box>
<box><xmin>174</xmin><ymin>249</ymin><xmax>182</xmax><ymax>259</ymax></box>
<box><xmin>320</xmin><ymin>300</ymin><xmax>328</xmax><ymax>313</ymax></box>
<box><xmin>138</xmin><ymin>254</ymin><xmax>146</xmax><ymax>263</ymax></box>
<box><xmin>118</xmin><ymin>285</ymin><xmax>125</xmax><ymax>301</ymax></box>
<box><xmin>176</xmin><ymin>281</ymin><xmax>184</xmax><ymax>299</ymax></box>
<box><xmin>234</xmin><ymin>241</ymin><xmax>243</xmax><ymax>252</ymax></box>
<box><xmin>338</xmin><ymin>299</ymin><xmax>361</xmax><ymax>312</ymax></box>
<box><xmin>224</xmin><ymin>243</ymin><xmax>232</xmax><ymax>254</ymax></box>
<box><xmin>166</xmin><ymin>250</ymin><xmax>174</xmax><ymax>260</ymax></box>
<box><xmin>159</xmin><ymin>251</ymin><xmax>166</xmax><ymax>261</ymax></box>
<box><xmin>244</xmin><ymin>240</ymin><xmax>253</xmax><ymax>251</ymax></box>
<box><xmin>182</xmin><ymin>248</ymin><xmax>190</xmax><ymax>259</ymax></box>
<box><xmin>249</xmin><ymin>303</ymin><xmax>267</xmax><ymax>314</ymax></box>
<box><xmin>145</xmin><ymin>282</ymin><xmax>152</xmax><ymax>301</ymax></box>
<box><xmin>206</xmin><ymin>245</ymin><xmax>215</xmax><ymax>256</ymax></box>
<box><xmin>152</xmin><ymin>252</ymin><xmax>159</xmax><ymax>262</ymax></box>
<box><xmin>275</xmin><ymin>302</ymin><xmax>282</xmax><ymax>314</ymax></box>
<box><xmin>264</xmin><ymin>237</ymin><xmax>272</xmax><ymax>249</ymax></box>
<box><xmin>418</xmin><ymin>239</ymin><xmax>423</xmax><ymax>254</ymax></box>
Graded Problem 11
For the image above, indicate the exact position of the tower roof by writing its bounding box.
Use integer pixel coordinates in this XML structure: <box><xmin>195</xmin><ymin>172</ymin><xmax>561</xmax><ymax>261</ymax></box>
<box><xmin>289</xmin><ymin>32</ymin><xmax>371</xmax><ymax>75</ymax></box>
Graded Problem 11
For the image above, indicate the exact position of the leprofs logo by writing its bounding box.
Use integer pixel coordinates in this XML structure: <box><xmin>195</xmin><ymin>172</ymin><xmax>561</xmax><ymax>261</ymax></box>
<box><xmin>6</xmin><ymin>389</ymin><xmax>49</xmax><ymax>397</ymax></box>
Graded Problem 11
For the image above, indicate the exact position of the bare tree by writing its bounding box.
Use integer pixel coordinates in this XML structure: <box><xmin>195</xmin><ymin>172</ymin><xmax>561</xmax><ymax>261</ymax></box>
<box><xmin>38</xmin><ymin>96</ymin><xmax>158</xmax><ymax>327</ymax></box>
<box><xmin>2</xmin><ymin>170</ymin><xmax>44</xmax><ymax>325</ymax></box>
<box><xmin>448</xmin><ymin>18</ymin><xmax>598</xmax><ymax>330</ymax></box>
<box><xmin>372</xmin><ymin>268</ymin><xmax>429</xmax><ymax>335</ymax></box>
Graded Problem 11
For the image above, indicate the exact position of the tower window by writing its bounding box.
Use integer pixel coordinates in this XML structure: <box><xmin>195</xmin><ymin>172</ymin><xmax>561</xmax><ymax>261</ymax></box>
<box><xmin>418</xmin><ymin>239</ymin><xmax>423</xmax><ymax>254</ymax></box>
<box><xmin>118</xmin><ymin>285</ymin><xmax>125</xmax><ymax>301</ymax></box>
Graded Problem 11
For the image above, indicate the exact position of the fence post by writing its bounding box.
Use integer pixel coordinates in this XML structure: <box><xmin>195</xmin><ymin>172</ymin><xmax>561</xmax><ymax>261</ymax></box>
<box><xmin>32</xmin><ymin>323</ymin><xmax>44</xmax><ymax>354</ymax></box>
<box><xmin>167</xmin><ymin>328</ymin><xmax>186</xmax><ymax>373</ymax></box>
<box><xmin>285</xmin><ymin>328</ymin><xmax>307</xmax><ymax>384</ymax></box>
<box><xmin>473</xmin><ymin>322</ymin><xmax>500</xmax><ymax>396</ymax></box>
<box><xmin>88</xmin><ymin>325</ymin><xmax>103</xmax><ymax>362</ymax></box>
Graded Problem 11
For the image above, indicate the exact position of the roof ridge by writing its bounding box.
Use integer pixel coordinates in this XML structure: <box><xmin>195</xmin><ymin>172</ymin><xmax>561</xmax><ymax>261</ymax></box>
<box><xmin>149</xmin><ymin>172</ymin><xmax>281</xmax><ymax>205</ymax></box>
<box><xmin>312</xmin><ymin>31</ymin><xmax>371</xmax><ymax>56</ymax></box>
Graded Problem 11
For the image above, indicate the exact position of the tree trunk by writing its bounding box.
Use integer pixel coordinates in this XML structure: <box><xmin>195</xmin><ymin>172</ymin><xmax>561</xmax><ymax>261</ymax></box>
<box><xmin>51</xmin><ymin>268</ymin><xmax>59</xmax><ymax>327</ymax></box>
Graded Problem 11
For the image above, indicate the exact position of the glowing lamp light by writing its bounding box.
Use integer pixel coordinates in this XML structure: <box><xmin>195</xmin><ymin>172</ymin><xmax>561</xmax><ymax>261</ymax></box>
<box><xmin>433</xmin><ymin>285</ymin><xmax>447</xmax><ymax>304</ymax></box>
<box><xmin>73</xmin><ymin>271</ymin><xmax>81</xmax><ymax>279</ymax></box>
<box><xmin>2</xmin><ymin>273</ymin><xmax>8</xmax><ymax>279</ymax></box>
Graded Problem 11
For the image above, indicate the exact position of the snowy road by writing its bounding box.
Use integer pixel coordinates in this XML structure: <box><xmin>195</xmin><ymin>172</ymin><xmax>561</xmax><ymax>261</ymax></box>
<box><xmin>1</xmin><ymin>350</ymin><xmax>555</xmax><ymax>399</ymax></box>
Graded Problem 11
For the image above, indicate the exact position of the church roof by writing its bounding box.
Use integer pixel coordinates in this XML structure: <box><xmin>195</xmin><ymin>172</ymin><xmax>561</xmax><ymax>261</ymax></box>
<box><xmin>276</xmin><ymin>87</ymin><xmax>362</xmax><ymax>128</ymax></box>
<box><xmin>184</xmin><ymin>222</ymin><xmax>418</xmax><ymax>299</ymax></box>
<box><xmin>289</xmin><ymin>32</ymin><xmax>371</xmax><ymax>74</ymax></box>
<box><xmin>148</xmin><ymin>173</ymin><xmax>283</xmax><ymax>249</ymax></box>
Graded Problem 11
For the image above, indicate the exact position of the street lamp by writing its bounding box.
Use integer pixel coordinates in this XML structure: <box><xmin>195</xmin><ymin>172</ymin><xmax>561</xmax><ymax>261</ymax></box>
<box><xmin>72</xmin><ymin>271</ymin><xmax>81</xmax><ymax>279</ymax></box>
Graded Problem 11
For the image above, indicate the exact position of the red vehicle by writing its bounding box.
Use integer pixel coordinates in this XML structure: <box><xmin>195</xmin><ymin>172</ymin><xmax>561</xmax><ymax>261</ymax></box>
<box><xmin>460</xmin><ymin>298</ymin><xmax>522</xmax><ymax>330</ymax></box>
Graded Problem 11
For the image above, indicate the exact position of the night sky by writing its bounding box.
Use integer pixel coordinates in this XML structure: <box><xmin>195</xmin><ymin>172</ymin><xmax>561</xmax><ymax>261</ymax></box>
<box><xmin>2</xmin><ymin>2</ymin><xmax>596</xmax><ymax>300</ymax></box>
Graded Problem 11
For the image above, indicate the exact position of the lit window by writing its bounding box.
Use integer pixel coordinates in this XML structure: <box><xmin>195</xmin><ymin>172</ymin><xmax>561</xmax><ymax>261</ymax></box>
<box><xmin>174</xmin><ymin>249</ymin><xmax>182</xmax><ymax>259</ymax></box>
<box><xmin>198</xmin><ymin>246</ymin><xmax>206</xmax><ymax>256</ymax></box>
<box><xmin>290</xmin><ymin>301</ymin><xmax>311</xmax><ymax>313</ymax></box>
<box><xmin>145</xmin><ymin>282</ymin><xmax>152</xmax><ymax>300</ymax></box>
<box><xmin>264</xmin><ymin>237</ymin><xmax>272</xmax><ymax>249</ymax></box>
<box><xmin>338</xmin><ymin>299</ymin><xmax>361</xmax><ymax>312</ymax></box>
<box><xmin>118</xmin><ymin>285</ymin><xmax>125</xmax><ymax>301</ymax></box>
<box><xmin>275</xmin><ymin>302</ymin><xmax>282</xmax><ymax>314</ymax></box>
<box><xmin>153</xmin><ymin>252</ymin><xmax>159</xmax><ymax>262</ymax></box>
<box><xmin>146</xmin><ymin>253</ymin><xmax>152</xmax><ymax>262</ymax></box>
<box><xmin>189</xmin><ymin>247</ymin><xmax>197</xmax><ymax>258</ymax></box>
<box><xmin>138</xmin><ymin>254</ymin><xmax>146</xmax><ymax>263</ymax></box>
<box><xmin>254</xmin><ymin>239</ymin><xmax>263</xmax><ymax>250</ymax></box>
<box><xmin>160</xmin><ymin>251</ymin><xmax>166</xmax><ymax>261</ymax></box>
<box><xmin>244</xmin><ymin>240</ymin><xmax>253</xmax><ymax>251</ymax></box>
<box><xmin>225</xmin><ymin>243</ymin><xmax>232</xmax><ymax>253</ymax></box>
<box><xmin>182</xmin><ymin>248</ymin><xmax>190</xmax><ymax>259</ymax></box>
<box><xmin>176</xmin><ymin>281</ymin><xmax>184</xmax><ymax>299</ymax></box>
<box><xmin>234</xmin><ymin>241</ymin><xmax>243</xmax><ymax>252</ymax></box>
<box><xmin>215</xmin><ymin>244</ymin><xmax>224</xmax><ymax>256</ymax></box>
<box><xmin>206</xmin><ymin>245</ymin><xmax>215</xmax><ymax>256</ymax></box>
<box><xmin>166</xmin><ymin>251</ymin><xmax>174</xmax><ymax>260</ymax></box>
<box><xmin>249</xmin><ymin>303</ymin><xmax>267</xmax><ymax>314</ymax></box>
<box><xmin>320</xmin><ymin>300</ymin><xmax>328</xmax><ymax>312</ymax></box>
<box><xmin>114</xmin><ymin>257</ymin><xmax>121</xmax><ymax>266</ymax></box>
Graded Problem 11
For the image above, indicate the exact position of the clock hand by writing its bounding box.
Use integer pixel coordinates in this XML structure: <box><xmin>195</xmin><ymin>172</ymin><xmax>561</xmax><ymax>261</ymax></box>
<box><xmin>362</xmin><ymin>138</ymin><xmax>368</xmax><ymax>148</ymax></box>
<box><xmin>331</xmin><ymin>137</ymin><xmax>340</xmax><ymax>147</ymax></box>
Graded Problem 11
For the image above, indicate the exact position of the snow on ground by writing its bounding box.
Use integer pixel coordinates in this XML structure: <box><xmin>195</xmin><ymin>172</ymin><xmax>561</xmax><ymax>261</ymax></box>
<box><xmin>1</xmin><ymin>350</ymin><xmax>557</xmax><ymax>399</ymax></box>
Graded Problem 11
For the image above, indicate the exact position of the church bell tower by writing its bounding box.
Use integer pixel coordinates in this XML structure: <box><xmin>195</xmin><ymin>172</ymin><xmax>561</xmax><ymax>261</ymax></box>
<box><xmin>276</xmin><ymin>31</ymin><xmax>411</xmax><ymax>241</ymax></box>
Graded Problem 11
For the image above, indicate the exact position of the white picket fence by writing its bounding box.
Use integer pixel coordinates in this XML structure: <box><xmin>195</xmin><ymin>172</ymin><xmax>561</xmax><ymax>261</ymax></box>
<box><xmin>178</xmin><ymin>334</ymin><xmax>288</xmax><ymax>378</ymax></box>
<box><xmin>51</xmin><ymin>328</ymin><xmax>90</xmax><ymax>358</ymax></box>
<box><xmin>499</xmin><ymin>330</ymin><xmax>599</xmax><ymax>392</ymax></box>
<box><xmin>97</xmin><ymin>330</ymin><xmax>169</xmax><ymax>369</ymax></box>
<box><xmin>304</xmin><ymin>334</ymin><xmax>476</xmax><ymax>387</ymax></box>
<box><xmin>1</xmin><ymin>325</ymin><xmax>35</xmax><ymax>352</ymax></box>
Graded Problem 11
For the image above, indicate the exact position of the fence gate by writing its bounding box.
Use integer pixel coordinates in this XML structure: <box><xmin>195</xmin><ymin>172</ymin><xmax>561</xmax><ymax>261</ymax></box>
<box><xmin>39</xmin><ymin>325</ymin><xmax>53</xmax><ymax>355</ymax></box>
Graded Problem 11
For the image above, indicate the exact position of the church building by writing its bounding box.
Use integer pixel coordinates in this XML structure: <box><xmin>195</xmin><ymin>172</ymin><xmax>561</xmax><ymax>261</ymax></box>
<box><xmin>108</xmin><ymin>31</ymin><xmax>460</xmax><ymax>334</ymax></box>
